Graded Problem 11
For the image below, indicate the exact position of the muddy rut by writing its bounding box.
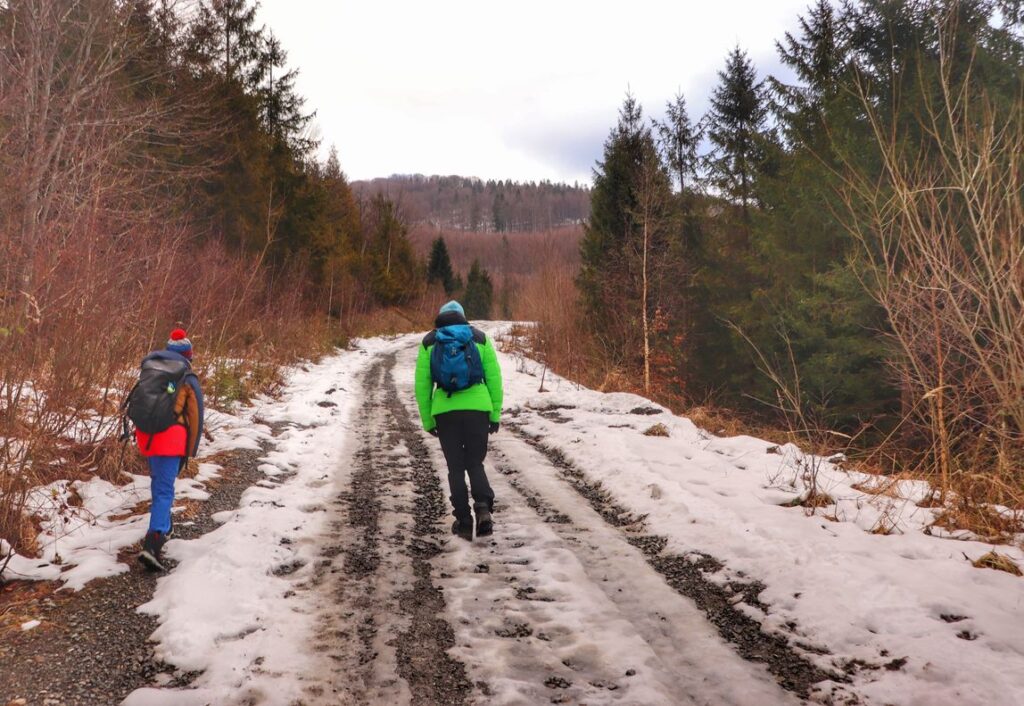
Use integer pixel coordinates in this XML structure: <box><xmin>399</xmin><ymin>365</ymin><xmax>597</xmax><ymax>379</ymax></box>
<box><xmin>305</xmin><ymin>355</ymin><xmax>471</xmax><ymax>706</ymax></box>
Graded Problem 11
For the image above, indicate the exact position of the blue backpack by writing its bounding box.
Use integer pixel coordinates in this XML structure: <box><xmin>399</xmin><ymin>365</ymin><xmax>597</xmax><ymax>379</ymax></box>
<box><xmin>430</xmin><ymin>325</ymin><xmax>485</xmax><ymax>396</ymax></box>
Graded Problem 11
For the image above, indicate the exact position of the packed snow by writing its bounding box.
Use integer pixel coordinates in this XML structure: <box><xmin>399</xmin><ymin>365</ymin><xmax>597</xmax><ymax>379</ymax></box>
<box><xmin>124</xmin><ymin>337</ymin><xmax>403</xmax><ymax>705</ymax></box>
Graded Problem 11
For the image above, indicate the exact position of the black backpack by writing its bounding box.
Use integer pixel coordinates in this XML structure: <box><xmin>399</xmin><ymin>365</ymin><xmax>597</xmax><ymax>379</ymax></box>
<box><xmin>125</xmin><ymin>358</ymin><xmax>191</xmax><ymax>437</ymax></box>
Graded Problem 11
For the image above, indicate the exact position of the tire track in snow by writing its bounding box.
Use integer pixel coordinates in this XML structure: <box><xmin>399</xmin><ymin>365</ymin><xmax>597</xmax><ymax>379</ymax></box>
<box><xmin>487</xmin><ymin>446</ymin><xmax>800</xmax><ymax>705</ymax></box>
<box><xmin>381</xmin><ymin>353</ymin><xmax>474</xmax><ymax>706</ymax></box>
<box><xmin>503</xmin><ymin>419</ymin><xmax>851</xmax><ymax>702</ymax></box>
<box><xmin>388</xmin><ymin>346</ymin><xmax>794</xmax><ymax>705</ymax></box>
<box><xmin>304</xmin><ymin>357</ymin><xmax>471</xmax><ymax>705</ymax></box>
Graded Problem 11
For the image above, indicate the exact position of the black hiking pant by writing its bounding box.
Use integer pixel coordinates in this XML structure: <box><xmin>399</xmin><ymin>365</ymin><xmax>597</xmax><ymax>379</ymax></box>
<box><xmin>435</xmin><ymin>410</ymin><xmax>494</xmax><ymax>523</ymax></box>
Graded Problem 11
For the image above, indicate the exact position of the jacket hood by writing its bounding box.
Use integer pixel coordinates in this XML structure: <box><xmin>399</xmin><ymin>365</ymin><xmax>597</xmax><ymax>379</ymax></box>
<box><xmin>143</xmin><ymin>349</ymin><xmax>193</xmax><ymax>368</ymax></box>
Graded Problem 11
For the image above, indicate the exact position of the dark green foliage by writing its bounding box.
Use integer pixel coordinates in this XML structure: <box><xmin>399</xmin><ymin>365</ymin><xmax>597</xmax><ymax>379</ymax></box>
<box><xmin>110</xmin><ymin>0</ymin><xmax>423</xmax><ymax>312</ymax></box>
<box><xmin>463</xmin><ymin>260</ymin><xmax>494</xmax><ymax>320</ymax></box>
<box><xmin>578</xmin><ymin>94</ymin><xmax>647</xmax><ymax>345</ymax></box>
<box><xmin>427</xmin><ymin>237</ymin><xmax>458</xmax><ymax>295</ymax></box>
<box><xmin>578</xmin><ymin>93</ymin><xmax>677</xmax><ymax>373</ymax></box>
<box><xmin>364</xmin><ymin>195</ymin><xmax>421</xmax><ymax>306</ymax></box>
<box><xmin>653</xmin><ymin>91</ymin><xmax>700</xmax><ymax>192</ymax></box>
<box><xmin>705</xmin><ymin>47</ymin><xmax>769</xmax><ymax>220</ymax></box>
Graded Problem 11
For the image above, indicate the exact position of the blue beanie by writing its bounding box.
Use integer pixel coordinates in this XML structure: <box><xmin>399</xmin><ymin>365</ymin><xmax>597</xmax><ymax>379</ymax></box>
<box><xmin>439</xmin><ymin>300</ymin><xmax>465</xmax><ymax>317</ymax></box>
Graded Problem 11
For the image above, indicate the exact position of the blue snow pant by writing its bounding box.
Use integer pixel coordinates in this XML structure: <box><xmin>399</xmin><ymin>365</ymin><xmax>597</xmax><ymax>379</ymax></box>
<box><xmin>148</xmin><ymin>456</ymin><xmax>182</xmax><ymax>534</ymax></box>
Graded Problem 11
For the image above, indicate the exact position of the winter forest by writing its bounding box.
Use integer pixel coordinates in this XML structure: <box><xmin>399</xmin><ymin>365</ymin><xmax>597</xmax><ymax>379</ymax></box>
<box><xmin>1</xmin><ymin>0</ymin><xmax>1024</xmax><ymax>704</ymax></box>
<box><xmin>566</xmin><ymin>0</ymin><xmax>1024</xmax><ymax>521</ymax></box>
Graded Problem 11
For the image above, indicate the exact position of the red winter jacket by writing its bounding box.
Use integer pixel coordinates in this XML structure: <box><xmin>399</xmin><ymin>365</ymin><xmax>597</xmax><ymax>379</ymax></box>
<box><xmin>135</xmin><ymin>381</ymin><xmax>201</xmax><ymax>457</ymax></box>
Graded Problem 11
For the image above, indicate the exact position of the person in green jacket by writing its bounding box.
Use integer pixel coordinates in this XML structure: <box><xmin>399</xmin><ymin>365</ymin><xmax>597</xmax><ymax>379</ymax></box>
<box><xmin>415</xmin><ymin>300</ymin><xmax>503</xmax><ymax>541</ymax></box>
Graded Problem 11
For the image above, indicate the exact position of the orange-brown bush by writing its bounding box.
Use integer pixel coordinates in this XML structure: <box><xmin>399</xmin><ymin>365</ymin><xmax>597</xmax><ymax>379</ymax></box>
<box><xmin>0</xmin><ymin>218</ymin><xmax>332</xmax><ymax>562</ymax></box>
<box><xmin>510</xmin><ymin>262</ymin><xmax>602</xmax><ymax>388</ymax></box>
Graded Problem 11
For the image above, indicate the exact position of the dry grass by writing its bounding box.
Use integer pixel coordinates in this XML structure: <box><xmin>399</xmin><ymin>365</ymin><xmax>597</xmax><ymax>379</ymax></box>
<box><xmin>932</xmin><ymin>499</ymin><xmax>1023</xmax><ymax>544</ymax></box>
<box><xmin>852</xmin><ymin>477</ymin><xmax>905</xmax><ymax>499</ymax></box>
<box><xmin>971</xmin><ymin>551</ymin><xmax>1022</xmax><ymax>577</ymax></box>
<box><xmin>781</xmin><ymin>491</ymin><xmax>836</xmax><ymax>510</ymax></box>
<box><xmin>643</xmin><ymin>423</ymin><xmax>671</xmax><ymax>438</ymax></box>
<box><xmin>686</xmin><ymin>405</ymin><xmax>759</xmax><ymax>439</ymax></box>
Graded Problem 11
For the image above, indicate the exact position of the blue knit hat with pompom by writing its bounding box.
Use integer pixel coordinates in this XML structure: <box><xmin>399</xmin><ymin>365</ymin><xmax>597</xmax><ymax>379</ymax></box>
<box><xmin>166</xmin><ymin>328</ymin><xmax>193</xmax><ymax>359</ymax></box>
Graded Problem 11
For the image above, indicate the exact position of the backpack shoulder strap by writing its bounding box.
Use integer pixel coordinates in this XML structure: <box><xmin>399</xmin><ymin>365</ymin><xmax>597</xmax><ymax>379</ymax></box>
<box><xmin>119</xmin><ymin>380</ymin><xmax>140</xmax><ymax>412</ymax></box>
<box><xmin>470</xmin><ymin>327</ymin><xmax>487</xmax><ymax>345</ymax></box>
<box><xmin>422</xmin><ymin>330</ymin><xmax>437</xmax><ymax>348</ymax></box>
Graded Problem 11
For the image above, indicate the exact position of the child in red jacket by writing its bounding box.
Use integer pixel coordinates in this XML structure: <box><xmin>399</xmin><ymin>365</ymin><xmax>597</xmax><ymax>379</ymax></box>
<box><xmin>135</xmin><ymin>329</ymin><xmax>204</xmax><ymax>571</ymax></box>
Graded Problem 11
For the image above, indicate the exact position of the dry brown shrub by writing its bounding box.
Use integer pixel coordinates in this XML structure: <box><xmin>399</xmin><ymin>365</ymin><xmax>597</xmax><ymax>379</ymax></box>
<box><xmin>971</xmin><ymin>551</ymin><xmax>1022</xmax><ymax>577</ymax></box>
<box><xmin>932</xmin><ymin>498</ymin><xmax>1023</xmax><ymax>545</ymax></box>
<box><xmin>839</xmin><ymin>21</ymin><xmax>1024</xmax><ymax>513</ymax></box>
<box><xmin>851</xmin><ymin>477</ymin><xmax>905</xmax><ymax>499</ymax></box>
<box><xmin>643</xmin><ymin>423</ymin><xmax>671</xmax><ymax>438</ymax></box>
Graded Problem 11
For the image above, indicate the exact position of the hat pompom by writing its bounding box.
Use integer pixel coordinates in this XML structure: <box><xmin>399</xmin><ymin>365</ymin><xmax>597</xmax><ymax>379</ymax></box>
<box><xmin>170</xmin><ymin>328</ymin><xmax>187</xmax><ymax>341</ymax></box>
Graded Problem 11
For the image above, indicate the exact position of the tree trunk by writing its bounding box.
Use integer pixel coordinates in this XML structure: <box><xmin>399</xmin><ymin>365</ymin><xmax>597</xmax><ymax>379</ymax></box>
<box><xmin>642</xmin><ymin>217</ymin><xmax>651</xmax><ymax>395</ymax></box>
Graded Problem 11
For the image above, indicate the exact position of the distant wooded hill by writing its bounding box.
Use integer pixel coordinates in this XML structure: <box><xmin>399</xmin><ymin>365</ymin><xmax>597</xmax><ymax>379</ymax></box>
<box><xmin>352</xmin><ymin>175</ymin><xmax>590</xmax><ymax>232</ymax></box>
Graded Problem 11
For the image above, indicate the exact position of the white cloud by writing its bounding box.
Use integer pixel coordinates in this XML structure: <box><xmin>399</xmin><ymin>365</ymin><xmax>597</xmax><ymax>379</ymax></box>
<box><xmin>258</xmin><ymin>0</ymin><xmax>811</xmax><ymax>183</ymax></box>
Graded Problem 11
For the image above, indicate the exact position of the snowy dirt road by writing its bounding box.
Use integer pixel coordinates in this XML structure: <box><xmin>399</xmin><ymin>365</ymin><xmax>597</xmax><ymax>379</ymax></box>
<box><xmin>297</xmin><ymin>349</ymin><xmax>806</xmax><ymax>706</ymax></box>
<box><xmin>115</xmin><ymin>331</ymin><xmax>1024</xmax><ymax>706</ymax></box>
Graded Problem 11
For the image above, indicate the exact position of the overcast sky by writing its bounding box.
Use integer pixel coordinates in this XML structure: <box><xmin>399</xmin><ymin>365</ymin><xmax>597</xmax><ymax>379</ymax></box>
<box><xmin>256</xmin><ymin>0</ymin><xmax>812</xmax><ymax>185</ymax></box>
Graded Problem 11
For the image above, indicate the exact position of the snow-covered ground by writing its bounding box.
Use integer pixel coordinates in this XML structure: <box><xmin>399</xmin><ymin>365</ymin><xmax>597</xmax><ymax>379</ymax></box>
<box><xmin>6</xmin><ymin>327</ymin><xmax>1023</xmax><ymax>705</ymax></box>
<box><xmin>1</xmin><ymin>407</ymin><xmax>265</xmax><ymax>591</ymax></box>
<box><xmin>493</xmin><ymin>338</ymin><xmax>1024</xmax><ymax>706</ymax></box>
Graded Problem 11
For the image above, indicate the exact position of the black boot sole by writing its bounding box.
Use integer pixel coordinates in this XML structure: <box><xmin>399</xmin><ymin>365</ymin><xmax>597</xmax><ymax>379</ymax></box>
<box><xmin>452</xmin><ymin>521</ymin><xmax>473</xmax><ymax>542</ymax></box>
<box><xmin>476</xmin><ymin>520</ymin><xmax>493</xmax><ymax>537</ymax></box>
<box><xmin>138</xmin><ymin>550</ymin><xmax>166</xmax><ymax>572</ymax></box>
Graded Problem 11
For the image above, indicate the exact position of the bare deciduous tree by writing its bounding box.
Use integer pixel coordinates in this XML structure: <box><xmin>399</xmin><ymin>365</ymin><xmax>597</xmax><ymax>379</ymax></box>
<box><xmin>838</xmin><ymin>18</ymin><xmax>1024</xmax><ymax>506</ymax></box>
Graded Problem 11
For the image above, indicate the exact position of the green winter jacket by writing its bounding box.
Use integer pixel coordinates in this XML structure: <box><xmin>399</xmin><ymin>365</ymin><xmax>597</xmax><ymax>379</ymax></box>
<box><xmin>415</xmin><ymin>326</ymin><xmax>503</xmax><ymax>432</ymax></box>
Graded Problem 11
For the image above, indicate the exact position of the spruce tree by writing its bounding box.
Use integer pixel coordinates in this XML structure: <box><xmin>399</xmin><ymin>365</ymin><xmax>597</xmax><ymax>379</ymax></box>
<box><xmin>462</xmin><ymin>260</ymin><xmax>493</xmax><ymax>320</ymax></box>
<box><xmin>579</xmin><ymin>92</ymin><xmax>673</xmax><ymax>365</ymax></box>
<box><xmin>365</xmin><ymin>195</ymin><xmax>420</xmax><ymax>305</ymax></box>
<box><xmin>705</xmin><ymin>47</ymin><xmax>768</xmax><ymax>221</ymax></box>
<box><xmin>426</xmin><ymin>237</ymin><xmax>457</xmax><ymax>295</ymax></box>
<box><xmin>256</xmin><ymin>31</ymin><xmax>315</xmax><ymax>153</ymax></box>
<box><xmin>653</xmin><ymin>91</ymin><xmax>700</xmax><ymax>193</ymax></box>
<box><xmin>578</xmin><ymin>92</ymin><xmax>646</xmax><ymax>331</ymax></box>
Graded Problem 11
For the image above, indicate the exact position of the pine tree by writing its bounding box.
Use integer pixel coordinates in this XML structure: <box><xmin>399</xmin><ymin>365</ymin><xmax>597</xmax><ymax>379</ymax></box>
<box><xmin>579</xmin><ymin>92</ymin><xmax>674</xmax><ymax>366</ymax></box>
<box><xmin>189</xmin><ymin>0</ymin><xmax>264</xmax><ymax>85</ymax></box>
<box><xmin>705</xmin><ymin>47</ymin><xmax>768</xmax><ymax>221</ymax></box>
<box><xmin>426</xmin><ymin>237</ymin><xmax>457</xmax><ymax>295</ymax></box>
<box><xmin>256</xmin><ymin>31</ymin><xmax>315</xmax><ymax>154</ymax></box>
<box><xmin>313</xmin><ymin>145</ymin><xmax>362</xmax><ymax>295</ymax></box>
<box><xmin>463</xmin><ymin>260</ymin><xmax>493</xmax><ymax>320</ymax></box>
<box><xmin>492</xmin><ymin>192</ymin><xmax>507</xmax><ymax>232</ymax></box>
<box><xmin>365</xmin><ymin>195</ymin><xmax>420</xmax><ymax>305</ymax></box>
<box><xmin>653</xmin><ymin>91</ymin><xmax>700</xmax><ymax>193</ymax></box>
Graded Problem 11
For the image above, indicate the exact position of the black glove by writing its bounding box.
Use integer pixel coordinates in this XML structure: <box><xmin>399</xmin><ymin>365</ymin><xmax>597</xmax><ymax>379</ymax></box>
<box><xmin>488</xmin><ymin>422</ymin><xmax>500</xmax><ymax>435</ymax></box>
<box><xmin>428</xmin><ymin>428</ymin><xmax>438</xmax><ymax>437</ymax></box>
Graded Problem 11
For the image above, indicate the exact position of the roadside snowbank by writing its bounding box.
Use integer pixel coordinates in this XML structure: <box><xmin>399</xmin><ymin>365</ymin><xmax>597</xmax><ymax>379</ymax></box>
<box><xmin>494</xmin><ymin>333</ymin><xmax>1024</xmax><ymax>706</ymax></box>
<box><xmin>1</xmin><ymin>407</ymin><xmax>263</xmax><ymax>591</ymax></box>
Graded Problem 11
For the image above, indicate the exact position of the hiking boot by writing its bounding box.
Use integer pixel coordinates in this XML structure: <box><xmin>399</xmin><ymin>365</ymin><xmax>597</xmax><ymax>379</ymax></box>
<box><xmin>474</xmin><ymin>504</ymin><xmax>493</xmax><ymax>537</ymax></box>
<box><xmin>451</xmin><ymin>519</ymin><xmax>474</xmax><ymax>542</ymax></box>
<box><xmin>138</xmin><ymin>530</ymin><xmax>167</xmax><ymax>572</ymax></box>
